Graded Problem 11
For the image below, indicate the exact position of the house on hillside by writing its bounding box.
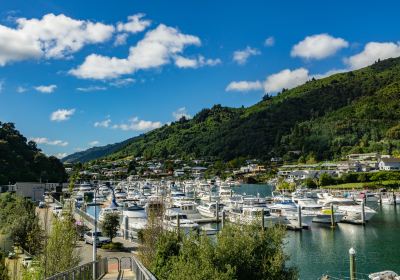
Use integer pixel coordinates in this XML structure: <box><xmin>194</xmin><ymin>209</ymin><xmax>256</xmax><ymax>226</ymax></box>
<box><xmin>378</xmin><ymin>157</ymin><xmax>400</xmax><ymax>171</ymax></box>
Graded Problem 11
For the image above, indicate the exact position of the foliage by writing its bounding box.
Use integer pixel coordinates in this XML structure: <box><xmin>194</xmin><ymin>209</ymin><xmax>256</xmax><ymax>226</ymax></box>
<box><xmin>0</xmin><ymin>122</ymin><xmax>67</xmax><ymax>184</ymax></box>
<box><xmin>148</xmin><ymin>224</ymin><xmax>297</xmax><ymax>280</ymax></box>
<box><xmin>303</xmin><ymin>178</ymin><xmax>317</xmax><ymax>189</ymax></box>
<box><xmin>66</xmin><ymin>57</ymin><xmax>400</xmax><ymax>164</ymax></box>
<box><xmin>41</xmin><ymin>213</ymin><xmax>80</xmax><ymax>278</ymax></box>
<box><xmin>101</xmin><ymin>242</ymin><xmax>123</xmax><ymax>250</ymax></box>
<box><xmin>0</xmin><ymin>193</ymin><xmax>44</xmax><ymax>255</ymax></box>
<box><xmin>0</xmin><ymin>251</ymin><xmax>7</xmax><ymax>280</ymax></box>
<box><xmin>101</xmin><ymin>213</ymin><xmax>120</xmax><ymax>242</ymax></box>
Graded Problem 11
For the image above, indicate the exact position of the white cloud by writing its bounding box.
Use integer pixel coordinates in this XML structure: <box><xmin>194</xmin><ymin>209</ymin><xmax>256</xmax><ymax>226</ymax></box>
<box><xmin>291</xmin><ymin>33</ymin><xmax>348</xmax><ymax>60</ymax></box>
<box><xmin>112</xmin><ymin>117</ymin><xmax>162</xmax><ymax>131</ymax></box>
<box><xmin>94</xmin><ymin>118</ymin><xmax>111</xmax><ymax>128</ymax></box>
<box><xmin>225</xmin><ymin>81</ymin><xmax>263</xmax><ymax>92</ymax></box>
<box><xmin>70</xmin><ymin>24</ymin><xmax>201</xmax><ymax>79</ymax></box>
<box><xmin>50</xmin><ymin>108</ymin><xmax>75</xmax><ymax>122</ymax></box>
<box><xmin>16</xmin><ymin>86</ymin><xmax>27</xmax><ymax>93</ymax></box>
<box><xmin>54</xmin><ymin>153</ymin><xmax>67</xmax><ymax>159</ymax></box>
<box><xmin>30</xmin><ymin>137</ymin><xmax>68</xmax><ymax>146</ymax></box>
<box><xmin>264</xmin><ymin>36</ymin><xmax>275</xmax><ymax>47</ymax></box>
<box><xmin>117</xmin><ymin>13</ymin><xmax>151</xmax><ymax>34</ymax></box>
<box><xmin>174</xmin><ymin>55</ymin><xmax>221</xmax><ymax>68</ymax></box>
<box><xmin>345</xmin><ymin>42</ymin><xmax>400</xmax><ymax>69</ymax></box>
<box><xmin>77</xmin><ymin>86</ymin><xmax>107</xmax><ymax>92</ymax></box>
<box><xmin>0</xmin><ymin>13</ymin><xmax>114</xmax><ymax>65</ymax></box>
<box><xmin>233</xmin><ymin>46</ymin><xmax>260</xmax><ymax>65</ymax></box>
<box><xmin>88</xmin><ymin>140</ymin><xmax>100</xmax><ymax>146</ymax></box>
<box><xmin>109</xmin><ymin>78</ymin><xmax>135</xmax><ymax>87</ymax></box>
<box><xmin>35</xmin><ymin>84</ymin><xmax>57</xmax><ymax>93</ymax></box>
<box><xmin>312</xmin><ymin>68</ymin><xmax>347</xmax><ymax>79</ymax></box>
<box><xmin>172</xmin><ymin>107</ymin><xmax>191</xmax><ymax>120</ymax></box>
<box><xmin>264</xmin><ymin>68</ymin><xmax>310</xmax><ymax>92</ymax></box>
<box><xmin>114</xmin><ymin>33</ymin><xmax>129</xmax><ymax>46</ymax></box>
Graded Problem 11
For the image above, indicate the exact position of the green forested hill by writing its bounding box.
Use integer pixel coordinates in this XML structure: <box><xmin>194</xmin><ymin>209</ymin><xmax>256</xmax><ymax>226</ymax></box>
<box><xmin>66</xmin><ymin>57</ymin><xmax>400</xmax><ymax>163</ymax></box>
<box><xmin>0</xmin><ymin>122</ymin><xmax>67</xmax><ymax>184</ymax></box>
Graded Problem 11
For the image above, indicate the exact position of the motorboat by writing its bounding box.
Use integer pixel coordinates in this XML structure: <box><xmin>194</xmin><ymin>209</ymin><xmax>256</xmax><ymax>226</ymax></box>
<box><xmin>227</xmin><ymin>206</ymin><xmax>278</xmax><ymax>227</ymax></box>
<box><xmin>295</xmin><ymin>198</ymin><xmax>344</xmax><ymax>223</ymax></box>
<box><xmin>163</xmin><ymin>208</ymin><xmax>199</xmax><ymax>235</ymax></box>
<box><xmin>197</xmin><ymin>202</ymin><xmax>224</xmax><ymax>218</ymax></box>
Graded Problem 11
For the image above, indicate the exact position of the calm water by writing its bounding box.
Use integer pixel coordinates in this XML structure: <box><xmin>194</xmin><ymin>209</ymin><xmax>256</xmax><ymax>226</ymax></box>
<box><xmin>234</xmin><ymin>184</ymin><xmax>400</xmax><ymax>279</ymax></box>
<box><xmin>86</xmin><ymin>184</ymin><xmax>400</xmax><ymax>279</ymax></box>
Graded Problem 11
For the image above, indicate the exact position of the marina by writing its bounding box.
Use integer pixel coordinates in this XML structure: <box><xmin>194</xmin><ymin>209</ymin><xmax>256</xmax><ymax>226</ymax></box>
<box><xmin>77</xmin><ymin>182</ymin><xmax>400</xmax><ymax>279</ymax></box>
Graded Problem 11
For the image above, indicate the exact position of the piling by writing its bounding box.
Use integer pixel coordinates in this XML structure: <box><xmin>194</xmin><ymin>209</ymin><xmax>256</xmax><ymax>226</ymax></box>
<box><xmin>261</xmin><ymin>208</ymin><xmax>265</xmax><ymax>230</ymax></box>
<box><xmin>361</xmin><ymin>201</ymin><xmax>366</xmax><ymax>225</ymax></box>
<box><xmin>393</xmin><ymin>191</ymin><xmax>397</xmax><ymax>206</ymax></box>
<box><xmin>330</xmin><ymin>204</ymin><xmax>335</xmax><ymax>229</ymax></box>
<box><xmin>379</xmin><ymin>192</ymin><xmax>382</xmax><ymax>204</ymax></box>
<box><xmin>124</xmin><ymin>216</ymin><xmax>129</xmax><ymax>240</ymax></box>
<box><xmin>221</xmin><ymin>211</ymin><xmax>225</xmax><ymax>229</ymax></box>
<box><xmin>216</xmin><ymin>202</ymin><xmax>219</xmax><ymax>230</ymax></box>
<box><xmin>177</xmin><ymin>214</ymin><xmax>180</xmax><ymax>236</ymax></box>
<box><xmin>349</xmin><ymin>248</ymin><xmax>356</xmax><ymax>280</ymax></box>
<box><xmin>230</xmin><ymin>189</ymin><xmax>233</xmax><ymax>198</ymax></box>
<box><xmin>297</xmin><ymin>206</ymin><xmax>302</xmax><ymax>229</ymax></box>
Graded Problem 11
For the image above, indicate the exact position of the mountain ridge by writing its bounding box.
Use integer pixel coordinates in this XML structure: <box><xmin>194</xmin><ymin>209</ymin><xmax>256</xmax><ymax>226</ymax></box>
<box><xmin>63</xmin><ymin>57</ymin><xmax>400</xmax><ymax>163</ymax></box>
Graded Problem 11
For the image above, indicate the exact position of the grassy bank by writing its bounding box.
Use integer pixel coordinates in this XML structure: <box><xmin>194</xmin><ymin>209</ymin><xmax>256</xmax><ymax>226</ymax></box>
<box><xmin>322</xmin><ymin>180</ymin><xmax>400</xmax><ymax>190</ymax></box>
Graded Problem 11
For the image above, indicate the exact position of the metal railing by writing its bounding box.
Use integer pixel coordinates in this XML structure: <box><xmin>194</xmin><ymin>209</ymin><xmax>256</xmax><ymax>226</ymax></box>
<box><xmin>45</xmin><ymin>258</ymin><xmax>108</xmax><ymax>280</ymax></box>
<box><xmin>131</xmin><ymin>255</ymin><xmax>157</xmax><ymax>280</ymax></box>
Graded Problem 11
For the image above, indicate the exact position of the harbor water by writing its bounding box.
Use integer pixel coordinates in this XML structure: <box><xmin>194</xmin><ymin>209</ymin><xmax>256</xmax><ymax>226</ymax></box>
<box><xmin>234</xmin><ymin>184</ymin><xmax>400</xmax><ymax>279</ymax></box>
<box><xmin>86</xmin><ymin>184</ymin><xmax>400</xmax><ymax>279</ymax></box>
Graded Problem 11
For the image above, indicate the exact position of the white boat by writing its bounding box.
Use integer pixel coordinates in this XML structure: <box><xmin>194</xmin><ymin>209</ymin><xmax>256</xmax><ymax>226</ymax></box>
<box><xmin>78</xmin><ymin>182</ymin><xmax>92</xmax><ymax>192</ymax></box>
<box><xmin>295</xmin><ymin>198</ymin><xmax>345</xmax><ymax>224</ymax></box>
<box><xmin>381</xmin><ymin>196</ymin><xmax>400</xmax><ymax>205</ymax></box>
<box><xmin>269</xmin><ymin>201</ymin><xmax>315</xmax><ymax>227</ymax></box>
<box><xmin>163</xmin><ymin>208</ymin><xmax>199</xmax><ymax>235</ymax></box>
<box><xmin>319</xmin><ymin>197</ymin><xmax>376</xmax><ymax>223</ymax></box>
<box><xmin>99</xmin><ymin>207</ymin><xmax>121</xmax><ymax>222</ymax></box>
<box><xmin>227</xmin><ymin>207</ymin><xmax>278</xmax><ymax>227</ymax></box>
<box><xmin>197</xmin><ymin>202</ymin><xmax>224</xmax><ymax>218</ymax></box>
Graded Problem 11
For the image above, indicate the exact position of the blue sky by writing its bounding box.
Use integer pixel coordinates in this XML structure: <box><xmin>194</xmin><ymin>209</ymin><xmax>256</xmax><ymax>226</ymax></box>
<box><xmin>1</xmin><ymin>0</ymin><xmax>400</xmax><ymax>158</ymax></box>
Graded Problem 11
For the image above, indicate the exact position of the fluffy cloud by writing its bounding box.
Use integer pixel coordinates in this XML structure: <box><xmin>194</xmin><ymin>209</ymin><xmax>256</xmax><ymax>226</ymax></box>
<box><xmin>174</xmin><ymin>55</ymin><xmax>221</xmax><ymax>68</ymax></box>
<box><xmin>345</xmin><ymin>42</ymin><xmax>400</xmax><ymax>69</ymax></box>
<box><xmin>77</xmin><ymin>86</ymin><xmax>107</xmax><ymax>92</ymax></box>
<box><xmin>264</xmin><ymin>68</ymin><xmax>310</xmax><ymax>92</ymax></box>
<box><xmin>233</xmin><ymin>46</ymin><xmax>260</xmax><ymax>65</ymax></box>
<box><xmin>70</xmin><ymin>24</ymin><xmax>201</xmax><ymax>79</ymax></box>
<box><xmin>16</xmin><ymin>86</ymin><xmax>27</xmax><ymax>93</ymax></box>
<box><xmin>225</xmin><ymin>81</ymin><xmax>263</xmax><ymax>92</ymax></box>
<box><xmin>50</xmin><ymin>108</ymin><xmax>75</xmax><ymax>122</ymax></box>
<box><xmin>172</xmin><ymin>107</ymin><xmax>191</xmax><ymax>120</ymax></box>
<box><xmin>291</xmin><ymin>33</ymin><xmax>348</xmax><ymax>59</ymax></box>
<box><xmin>35</xmin><ymin>84</ymin><xmax>57</xmax><ymax>93</ymax></box>
<box><xmin>117</xmin><ymin>13</ymin><xmax>151</xmax><ymax>34</ymax></box>
<box><xmin>114</xmin><ymin>33</ymin><xmax>129</xmax><ymax>46</ymax></box>
<box><xmin>0</xmin><ymin>13</ymin><xmax>114</xmax><ymax>65</ymax></box>
<box><xmin>88</xmin><ymin>140</ymin><xmax>100</xmax><ymax>146</ymax></box>
<box><xmin>264</xmin><ymin>36</ymin><xmax>275</xmax><ymax>47</ymax></box>
<box><xmin>112</xmin><ymin>117</ymin><xmax>162</xmax><ymax>131</ymax></box>
<box><xmin>30</xmin><ymin>137</ymin><xmax>68</xmax><ymax>146</ymax></box>
<box><xmin>94</xmin><ymin>118</ymin><xmax>111</xmax><ymax>128</ymax></box>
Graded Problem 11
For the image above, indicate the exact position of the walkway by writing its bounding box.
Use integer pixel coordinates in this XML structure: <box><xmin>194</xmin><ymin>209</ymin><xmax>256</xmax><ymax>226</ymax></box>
<box><xmin>102</xmin><ymin>269</ymin><xmax>135</xmax><ymax>280</ymax></box>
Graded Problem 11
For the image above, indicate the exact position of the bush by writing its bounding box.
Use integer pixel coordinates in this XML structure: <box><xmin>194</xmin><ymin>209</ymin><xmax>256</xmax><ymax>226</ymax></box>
<box><xmin>101</xmin><ymin>242</ymin><xmax>123</xmax><ymax>251</ymax></box>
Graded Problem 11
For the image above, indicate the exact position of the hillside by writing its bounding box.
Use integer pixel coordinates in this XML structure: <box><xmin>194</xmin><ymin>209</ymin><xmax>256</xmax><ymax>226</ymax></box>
<box><xmin>65</xmin><ymin>57</ymin><xmax>400</xmax><ymax>163</ymax></box>
<box><xmin>61</xmin><ymin>138</ymin><xmax>134</xmax><ymax>163</ymax></box>
<box><xmin>0</xmin><ymin>122</ymin><xmax>67</xmax><ymax>184</ymax></box>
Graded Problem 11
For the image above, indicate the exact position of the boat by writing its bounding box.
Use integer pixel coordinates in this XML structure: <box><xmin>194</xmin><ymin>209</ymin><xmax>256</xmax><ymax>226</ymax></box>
<box><xmin>319</xmin><ymin>197</ymin><xmax>376</xmax><ymax>223</ymax></box>
<box><xmin>197</xmin><ymin>202</ymin><xmax>224</xmax><ymax>218</ymax></box>
<box><xmin>99</xmin><ymin>207</ymin><xmax>121</xmax><ymax>222</ymax></box>
<box><xmin>163</xmin><ymin>208</ymin><xmax>199</xmax><ymax>235</ymax></box>
<box><xmin>227</xmin><ymin>206</ymin><xmax>278</xmax><ymax>227</ymax></box>
<box><xmin>295</xmin><ymin>198</ymin><xmax>345</xmax><ymax>224</ymax></box>
<box><xmin>381</xmin><ymin>195</ymin><xmax>400</xmax><ymax>205</ymax></box>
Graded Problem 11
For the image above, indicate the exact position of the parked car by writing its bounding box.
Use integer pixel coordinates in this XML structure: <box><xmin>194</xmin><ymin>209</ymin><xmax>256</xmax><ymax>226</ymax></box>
<box><xmin>38</xmin><ymin>201</ymin><xmax>46</xmax><ymax>208</ymax></box>
<box><xmin>84</xmin><ymin>231</ymin><xmax>111</xmax><ymax>246</ymax></box>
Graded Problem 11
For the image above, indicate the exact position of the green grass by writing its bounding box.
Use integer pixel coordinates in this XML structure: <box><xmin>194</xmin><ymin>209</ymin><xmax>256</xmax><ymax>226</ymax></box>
<box><xmin>322</xmin><ymin>180</ymin><xmax>400</xmax><ymax>190</ymax></box>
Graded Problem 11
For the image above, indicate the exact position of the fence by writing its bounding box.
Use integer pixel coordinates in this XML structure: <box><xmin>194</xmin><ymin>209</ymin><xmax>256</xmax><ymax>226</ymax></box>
<box><xmin>45</xmin><ymin>258</ymin><xmax>108</xmax><ymax>280</ymax></box>
<box><xmin>131</xmin><ymin>255</ymin><xmax>157</xmax><ymax>280</ymax></box>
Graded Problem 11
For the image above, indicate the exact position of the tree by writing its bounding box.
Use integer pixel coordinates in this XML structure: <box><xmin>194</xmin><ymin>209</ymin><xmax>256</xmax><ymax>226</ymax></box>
<box><xmin>303</xmin><ymin>178</ymin><xmax>317</xmax><ymax>189</ymax></box>
<box><xmin>148</xmin><ymin>223</ymin><xmax>297</xmax><ymax>280</ymax></box>
<box><xmin>101</xmin><ymin>213</ymin><xmax>120</xmax><ymax>242</ymax></box>
<box><xmin>42</xmin><ymin>213</ymin><xmax>80</xmax><ymax>277</ymax></box>
<box><xmin>0</xmin><ymin>251</ymin><xmax>7</xmax><ymax>280</ymax></box>
<box><xmin>319</xmin><ymin>173</ymin><xmax>335</xmax><ymax>186</ymax></box>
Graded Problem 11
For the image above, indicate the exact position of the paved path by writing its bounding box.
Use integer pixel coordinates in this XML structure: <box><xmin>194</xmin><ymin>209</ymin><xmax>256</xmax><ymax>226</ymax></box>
<box><xmin>102</xmin><ymin>269</ymin><xmax>135</xmax><ymax>280</ymax></box>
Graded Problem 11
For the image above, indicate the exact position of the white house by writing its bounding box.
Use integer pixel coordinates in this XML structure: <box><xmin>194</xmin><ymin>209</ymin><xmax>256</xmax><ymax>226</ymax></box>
<box><xmin>378</xmin><ymin>158</ymin><xmax>400</xmax><ymax>171</ymax></box>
